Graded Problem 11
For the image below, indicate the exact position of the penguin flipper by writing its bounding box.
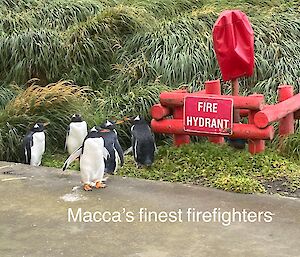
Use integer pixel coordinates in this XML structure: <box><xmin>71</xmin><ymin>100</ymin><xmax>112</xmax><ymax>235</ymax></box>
<box><xmin>114</xmin><ymin>139</ymin><xmax>124</xmax><ymax>166</ymax></box>
<box><xmin>103</xmin><ymin>147</ymin><xmax>110</xmax><ymax>160</ymax></box>
<box><xmin>62</xmin><ymin>146</ymin><xmax>82</xmax><ymax>171</ymax></box>
<box><xmin>152</xmin><ymin>133</ymin><xmax>158</xmax><ymax>153</ymax></box>
<box><xmin>23</xmin><ymin>132</ymin><xmax>33</xmax><ymax>164</ymax></box>
<box><xmin>64</xmin><ymin>125</ymin><xmax>70</xmax><ymax>152</ymax></box>
<box><xmin>131</xmin><ymin>135</ymin><xmax>137</xmax><ymax>162</ymax></box>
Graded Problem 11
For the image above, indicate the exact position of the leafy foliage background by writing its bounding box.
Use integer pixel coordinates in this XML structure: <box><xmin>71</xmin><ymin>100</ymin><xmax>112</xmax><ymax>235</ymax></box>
<box><xmin>0</xmin><ymin>0</ymin><xmax>300</xmax><ymax>161</ymax></box>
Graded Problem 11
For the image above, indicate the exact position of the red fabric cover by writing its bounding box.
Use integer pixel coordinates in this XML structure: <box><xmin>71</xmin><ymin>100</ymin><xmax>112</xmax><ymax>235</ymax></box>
<box><xmin>213</xmin><ymin>10</ymin><xmax>254</xmax><ymax>82</ymax></box>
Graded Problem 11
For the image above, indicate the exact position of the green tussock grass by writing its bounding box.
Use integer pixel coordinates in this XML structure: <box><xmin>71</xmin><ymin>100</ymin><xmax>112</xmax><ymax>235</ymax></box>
<box><xmin>0</xmin><ymin>80</ymin><xmax>95</xmax><ymax>162</ymax></box>
<box><xmin>119</xmin><ymin>142</ymin><xmax>300</xmax><ymax>195</ymax></box>
<box><xmin>280</xmin><ymin>132</ymin><xmax>300</xmax><ymax>161</ymax></box>
<box><xmin>0</xmin><ymin>0</ymin><xmax>299</xmax><ymax>93</ymax></box>
<box><xmin>0</xmin><ymin>0</ymin><xmax>300</xmax><ymax>191</ymax></box>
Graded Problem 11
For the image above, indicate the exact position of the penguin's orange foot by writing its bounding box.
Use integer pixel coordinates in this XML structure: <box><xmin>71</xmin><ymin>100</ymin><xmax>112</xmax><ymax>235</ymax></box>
<box><xmin>83</xmin><ymin>184</ymin><xmax>92</xmax><ymax>191</ymax></box>
<box><xmin>95</xmin><ymin>181</ymin><xmax>106</xmax><ymax>189</ymax></box>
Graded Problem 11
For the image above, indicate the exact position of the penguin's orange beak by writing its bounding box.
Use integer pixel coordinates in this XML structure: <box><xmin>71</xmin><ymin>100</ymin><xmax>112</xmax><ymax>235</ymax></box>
<box><xmin>115</xmin><ymin>117</ymin><xmax>130</xmax><ymax>124</ymax></box>
<box><xmin>123</xmin><ymin>117</ymin><xmax>131</xmax><ymax>121</ymax></box>
<box><xmin>115</xmin><ymin>120</ymin><xmax>124</xmax><ymax>125</ymax></box>
<box><xmin>43</xmin><ymin>122</ymin><xmax>50</xmax><ymax>127</ymax></box>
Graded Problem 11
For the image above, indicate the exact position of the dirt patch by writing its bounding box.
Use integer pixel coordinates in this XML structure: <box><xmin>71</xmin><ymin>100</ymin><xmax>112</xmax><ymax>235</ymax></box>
<box><xmin>262</xmin><ymin>178</ymin><xmax>300</xmax><ymax>198</ymax></box>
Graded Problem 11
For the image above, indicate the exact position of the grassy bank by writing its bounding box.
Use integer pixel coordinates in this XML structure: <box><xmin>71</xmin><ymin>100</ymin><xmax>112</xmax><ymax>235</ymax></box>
<box><xmin>0</xmin><ymin>0</ymin><xmax>300</xmax><ymax>196</ymax></box>
<box><xmin>43</xmin><ymin>142</ymin><xmax>300</xmax><ymax>197</ymax></box>
<box><xmin>0</xmin><ymin>0</ymin><xmax>300</xmax><ymax>156</ymax></box>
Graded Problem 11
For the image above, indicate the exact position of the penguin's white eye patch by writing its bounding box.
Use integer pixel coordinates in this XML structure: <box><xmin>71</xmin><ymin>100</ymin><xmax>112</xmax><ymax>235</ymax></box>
<box><xmin>34</xmin><ymin>124</ymin><xmax>39</xmax><ymax>128</ymax></box>
<box><xmin>106</xmin><ymin>120</ymin><xmax>113</xmax><ymax>126</ymax></box>
<box><xmin>134</xmin><ymin>115</ymin><xmax>140</xmax><ymax>121</ymax></box>
<box><xmin>72</xmin><ymin>114</ymin><xmax>76</xmax><ymax>118</ymax></box>
<box><xmin>90</xmin><ymin>127</ymin><xmax>97</xmax><ymax>132</ymax></box>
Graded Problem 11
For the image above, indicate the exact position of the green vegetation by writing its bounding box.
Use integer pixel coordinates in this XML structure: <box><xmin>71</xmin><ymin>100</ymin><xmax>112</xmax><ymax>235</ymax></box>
<box><xmin>47</xmin><ymin>142</ymin><xmax>300</xmax><ymax>196</ymax></box>
<box><xmin>43</xmin><ymin>151</ymin><xmax>79</xmax><ymax>170</ymax></box>
<box><xmin>0</xmin><ymin>0</ymin><xmax>300</xmax><ymax>196</ymax></box>
<box><xmin>0</xmin><ymin>80</ymin><xmax>93</xmax><ymax>161</ymax></box>
<box><xmin>0</xmin><ymin>0</ymin><xmax>299</xmax><ymax>92</ymax></box>
<box><xmin>0</xmin><ymin>0</ymin><xmax>299</xmax><ymax>148</ymax></box>
<box><xmin>118</xmin><ymin>142</ymin><xmax>300</xmax><ymax>196</ymax></box>
<box><xmin>281</xmin><ymin>133</ymin><xmax>300</xmax><ymax>160</ymax></box>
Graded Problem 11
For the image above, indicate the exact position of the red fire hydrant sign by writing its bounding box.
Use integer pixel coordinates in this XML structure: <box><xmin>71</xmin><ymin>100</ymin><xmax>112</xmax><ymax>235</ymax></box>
<box><xmin>184</xmin><ymin>96</ymin><xmax>233</xmax><ymax>135</ymax></box>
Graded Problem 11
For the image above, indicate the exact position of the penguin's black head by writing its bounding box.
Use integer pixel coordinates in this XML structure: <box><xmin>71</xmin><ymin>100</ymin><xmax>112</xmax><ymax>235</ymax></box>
<box><xmin>31</xmin><ymin>123</ymin><xmax>45</xmax><ymax>132</ymax></box>
<box><xmin>71</xmin><ymin>114</ymin><xmax>83</xmax><ymax>122</ymax></box>
<box><xmin>132</xmin><ymin>115</ymin><xmax>146</xmax><ymax>125</ymax></box>
<box><xmin>88</xmin><ymin>127</ymin><xmax>101</xmax><ymax>138</ymax></box>
<box><xmin>95</xmin><ymin>125</ymin><xmax>107</xmax><ymax>133</ymax></box>
<box><xmin>99</xmin><ymin>120</ymin><xmax>116</xmax><ymax>130</ymax></box>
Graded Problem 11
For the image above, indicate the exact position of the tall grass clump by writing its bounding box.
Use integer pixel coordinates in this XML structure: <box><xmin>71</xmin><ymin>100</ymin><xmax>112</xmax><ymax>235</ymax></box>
<box><xmin>0</xmin><ymin>29</ymin><xmax>65</xmax><ymax>85</ymax></box>
<box><xmin>0</xmin><ymin>0</ymin><xmax>108</xmax><ymax>31</ymax></box>
<box><xmin>280</xmin><ymin>133</ymin><xmax>300</xmax><ymax>161</ymax></box>
<box><xmin>113</xmin><ymin>4</ymin><xmax>300</xmax><ymax>99</ymax></box>
<box><xmin>0</xmin><ymin>2</ymin><xmax>150</xmax><ymax>88</ymax></box>
<box><xmin>120</xmin><ymin>0</ymin><xmax>204</xmax><ymax>18</ymax></box>
<box><xmin>1</xmin><ymin>0</ymin><xmax>299</xmax><ymax>94</ymax></box>
<box><xmin>0</xmin><ymin>80</ymin><xmax>93</xmax><ymax>162</ymax></box>
<box><xmin>0</xmin><ymin>0</ymin><xmax>300</xmax><ymax>157</ymax></box>
<box><xmin>64</xmin><ymin>5</ymin><xmax>152</xmax><ymax>89</ymax></box>
<box><xmin>113</xmin><ymin>16</ymin><xmax>218</xmax><ymax>89</ymax></box>
<box><xmin>0</xmin><ymin>86</ymin><xmax>17</xmax><ymax>109</ymax></box>
<box><xmin>94</xmin><ymin>82</ymin><xmax>171</xmax><ymax>145</ymax></box>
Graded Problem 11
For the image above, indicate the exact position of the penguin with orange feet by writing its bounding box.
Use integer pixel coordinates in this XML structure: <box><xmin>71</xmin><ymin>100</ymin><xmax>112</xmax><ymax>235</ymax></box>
<box><xmin>62</xmin><ymin>127</ymin><xmax>109</xmax><ymax>191</ymax></box>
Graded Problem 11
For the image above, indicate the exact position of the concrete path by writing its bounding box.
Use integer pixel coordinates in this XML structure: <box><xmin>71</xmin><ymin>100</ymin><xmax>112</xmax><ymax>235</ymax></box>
<box><xmin>0</xmin><ymin>162</ymin><xmax>299</xmax><ymax>257</ymax></box>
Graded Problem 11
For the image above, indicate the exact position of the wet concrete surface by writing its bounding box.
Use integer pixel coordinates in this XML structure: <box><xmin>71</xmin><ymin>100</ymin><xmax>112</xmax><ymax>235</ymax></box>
<box><xmin>0</xmin><ymin>162</ymin><xmax>299</xmax><ymax>257</ymax></box>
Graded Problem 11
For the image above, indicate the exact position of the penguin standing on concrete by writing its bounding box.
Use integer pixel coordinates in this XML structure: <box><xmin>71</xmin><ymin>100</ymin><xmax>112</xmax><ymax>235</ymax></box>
<box><xmin>130</xmin><ymin>116</ymin><xmax>156</xmax><ymax>167</ymax></box>
<box><xmin>97</xmin><ymin>120</ymin><xmax>124</xmax><ymax>174</ymax></box>
<box><xmin>63</xmin><ymin>127</ymin><xmax>109</xmax><ymax>191</ymax></box>
<box><xmin>22</xmin><ymin>123</ymin><xmax>47</xmax><ymax>166</ymax></box>
<box><xmin>65</xmin><ymin>114</ymin><xmax>88</xmax><ymax>155</ymax></box>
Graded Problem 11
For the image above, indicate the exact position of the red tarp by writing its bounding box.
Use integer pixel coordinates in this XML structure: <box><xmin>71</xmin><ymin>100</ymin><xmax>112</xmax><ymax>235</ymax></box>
<box><xmin>213</xmin><ymin>10</ymin><xmax>254</xmax><ymax>82</ymax></box>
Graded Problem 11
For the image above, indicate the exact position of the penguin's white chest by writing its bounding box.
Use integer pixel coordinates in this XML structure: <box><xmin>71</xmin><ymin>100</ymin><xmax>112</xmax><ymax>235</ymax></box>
<box><xmin>31</xmin><ymin>132</ymin><xmax>45</xmax><ymax>166</ymax></box>
<box><xmin>67</xmin><ymin>122</ymin><xmax>88</xmax><ymax>154</ymax></box>
<box><xmin>80</xmin><ymin>138</ymin><xmax>106</xmax><ymax>183</ymax></box>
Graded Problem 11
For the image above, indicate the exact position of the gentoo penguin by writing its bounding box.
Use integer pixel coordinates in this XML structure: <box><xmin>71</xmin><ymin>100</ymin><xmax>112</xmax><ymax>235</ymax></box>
<box><xmin>22</xmin><ymin>123</ymin><xmax>47</xmax><ymax>166</ymax></box>
<box><xmin>97</xmin><ymin>120</ymin><xmax>124</xmax><ymax>174</ymax></box>
<box><xmin>63</xmin><ymin>127</ymin><xmax>109</xmax><ymax>191</ymax></box>
<box><xmin>65</xmin><ymin>114</ymin><xmax>88</xmax><ymax>155</ymax></box>
<box><xmin>130</xmin><ymin>116</ymin><xmax>156</xmax><ymax>167</ymax></box>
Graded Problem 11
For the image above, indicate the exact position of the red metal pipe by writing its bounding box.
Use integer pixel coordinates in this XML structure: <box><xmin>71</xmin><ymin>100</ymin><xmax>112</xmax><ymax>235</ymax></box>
<box><xmin>204</xmin><ymin>80</ymin><xmax>224</xmax><ymax>144</ymax></box>
<box><xmin>160</xmin><ymin>92</ymin><xmax>264</xmax><ymax>110</ymax></box>
<box><xmin>205</xmin><ymin>80</ymin><xmax>221</xmax><ymax>95</ymax></box>
<box><xmin>159</xmin><ymin>90</ymin><xmax>205</xmax><ymax>107</ymax></box>
<box><xmin>151</xmin><ymin>119</ymin><xmax>274</xmax><ymax>140</ymax></box>
<box><xmin>237</xmin><ymin>108</ymin><xmax>268</xmax><ymax>117</ymax></box>
<box><xmin>278</xmin><ymin>85</ymin><xmax>294</xmax><ymax>136</ymax></box>
<box><xmin>151</xmin><ymin>104</ymin><xmax>171</xmax><ymax>121</ymax></box>
<box><xmin>240</xmin><ymin>109</ymin><xmax>250</xmax><ymax>117</ymax></box>
<box><xmin>233</xmin><ymin>123</ymin><xmax>274</xmax><ymax>140</ymax></box>
<box><xmin>248</xmin><ymin>139</ymin><xmax>265</xmax><ymax>155</ymax></box>
<box><xmin>240</xmin><ymin>104</ymin><xmax>270</xmax><ymax>117</ymax></box>
<box><xmin>248</xmin><ymin>110</ymin><xmax>265</xmax><ymax>154</ymax></box>
<box><xmin>254</xmin><ymin>91</ymin><xmax>300</xmax><ymax>128</ymax></box>
<box><xmin>173</xmin><ymin>106</ymin><xmax>190</xmax><ymax>146</ymax></box>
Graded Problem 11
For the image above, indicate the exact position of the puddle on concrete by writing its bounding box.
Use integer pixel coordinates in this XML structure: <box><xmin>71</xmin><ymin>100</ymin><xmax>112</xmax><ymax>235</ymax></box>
<box><xmin>60</xmin><ymin>186</ymin><xmax>87</xmax><ymax>202</ymax></box>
